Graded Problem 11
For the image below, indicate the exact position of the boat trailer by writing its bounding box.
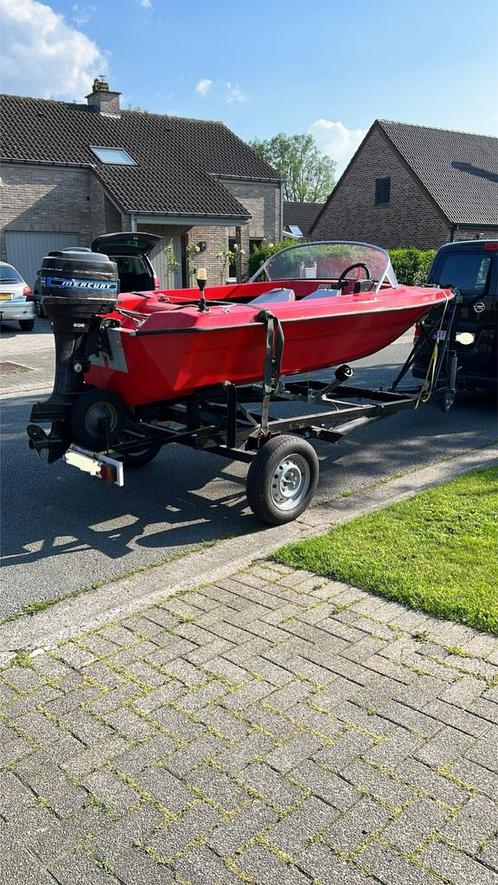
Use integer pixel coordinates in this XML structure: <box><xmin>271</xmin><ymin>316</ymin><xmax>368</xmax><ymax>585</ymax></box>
<box><xmin>29</xmin><ymin>293</ymin><xmax>461</xmax><ymax>525</ymax></box>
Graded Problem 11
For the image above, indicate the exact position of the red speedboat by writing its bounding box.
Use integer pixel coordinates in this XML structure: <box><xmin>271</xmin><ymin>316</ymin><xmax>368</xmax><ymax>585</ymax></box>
<box><xmin>85</xmin><ymin>241</ymin><xmax>452</xmax><ymax>406</ymax></box>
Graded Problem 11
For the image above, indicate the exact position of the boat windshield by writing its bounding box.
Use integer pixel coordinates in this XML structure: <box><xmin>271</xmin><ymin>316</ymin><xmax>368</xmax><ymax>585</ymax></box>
<box><xmin>252</xmin><ymin>241</ymin><xmax>398</xmax><ymax>291</ymax></box>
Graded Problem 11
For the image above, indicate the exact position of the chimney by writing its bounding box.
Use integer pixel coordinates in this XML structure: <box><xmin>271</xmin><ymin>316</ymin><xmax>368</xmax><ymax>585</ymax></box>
<box><xmin>86</xmin><ymin>77</ymin><xmax>121</xmax><ymax>117</ymax></box>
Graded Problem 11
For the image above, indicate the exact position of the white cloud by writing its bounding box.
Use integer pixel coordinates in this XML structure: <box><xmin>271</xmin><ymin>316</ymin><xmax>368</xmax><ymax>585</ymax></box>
<box><xmin>137</xmin><ymin>0</ymin><xmax>153</xmax><ymax>7</ymax></box>
<box><xmin>195</xmin><ymin>78</ymin><xmax>213</xmax><ymax>97</ymax></box>
<box><xmin>309</xmin><ymin>119</ymin><xmax>367</xmax><ymax>176</ymax></box>
<box><xmin>72</xmin><ymin>3</ymin><xmax>95</xmax><ymax>26</ymax></box>
<box><xmin>224</xmin><ymin>81</ymin><xmax>247</xmax><ymax>103</ymax></box>
<box><xmin>0</xmin><ymin>0</ymin><xmax>107</xmax><ymax>100</ymax></box>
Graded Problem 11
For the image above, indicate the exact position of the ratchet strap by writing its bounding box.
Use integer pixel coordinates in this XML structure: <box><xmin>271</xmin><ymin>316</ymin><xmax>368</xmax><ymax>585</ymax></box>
<box><xmin>416</xmin><ymin>296</ymin><xmax>450</xmax><ymax>407</ymax></box>
<box><xmin>256</xmin><ymin>309</ymin><xmax>285</xmax><ymax>434</ymax></box>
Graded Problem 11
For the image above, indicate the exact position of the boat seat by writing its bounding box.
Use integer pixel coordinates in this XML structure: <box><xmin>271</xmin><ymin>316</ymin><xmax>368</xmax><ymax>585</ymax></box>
<box><xmin>301</xmin><ymin>288</ymin><xmax>340</xmax><ymax>300</ymax></box>
<box><xmin>249</xmin><ymin>287</ymin><xmax>295</xmax><ymax>304</ymax></box>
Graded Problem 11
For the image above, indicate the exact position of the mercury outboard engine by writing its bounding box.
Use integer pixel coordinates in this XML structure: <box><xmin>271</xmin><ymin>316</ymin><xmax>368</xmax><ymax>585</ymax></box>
<box><xmin>27</xmin><ymin>248</ymin><xmax>119</xmax><ymax>461</ymax></box>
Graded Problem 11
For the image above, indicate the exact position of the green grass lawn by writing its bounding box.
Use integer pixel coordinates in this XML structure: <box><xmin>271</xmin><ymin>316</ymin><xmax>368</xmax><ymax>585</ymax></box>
<box><xmin>272</xmin><ymin>467</ymin><xmax>498</xmax><ymax>634</ymax></box>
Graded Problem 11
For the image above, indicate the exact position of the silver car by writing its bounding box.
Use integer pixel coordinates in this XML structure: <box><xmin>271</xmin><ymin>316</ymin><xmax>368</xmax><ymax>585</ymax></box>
<box><xmin>0</xmin><ymin>261</ymin><xmax>35</xmax><ymax>331</ymax></box>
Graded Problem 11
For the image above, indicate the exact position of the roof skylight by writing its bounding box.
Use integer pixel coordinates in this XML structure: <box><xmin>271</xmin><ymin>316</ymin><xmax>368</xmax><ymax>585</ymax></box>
<box><xmin>90</xmin><ymin>146</ymin><xmax>136</xmax><ymax>165</ymax></box>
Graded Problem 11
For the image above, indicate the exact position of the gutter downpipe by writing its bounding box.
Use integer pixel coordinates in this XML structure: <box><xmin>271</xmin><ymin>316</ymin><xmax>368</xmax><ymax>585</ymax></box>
<box><xmin>130</xmin><ymin>214</ymin><xmax>137</xmax><ymax>233</ymax></box>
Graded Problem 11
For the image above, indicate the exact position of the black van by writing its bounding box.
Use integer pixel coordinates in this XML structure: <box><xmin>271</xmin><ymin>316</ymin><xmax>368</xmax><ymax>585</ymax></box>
<box><xmin>413</xmin><ymin>240</ymin><xmax>497</xmax><ymax>392</ymax></box>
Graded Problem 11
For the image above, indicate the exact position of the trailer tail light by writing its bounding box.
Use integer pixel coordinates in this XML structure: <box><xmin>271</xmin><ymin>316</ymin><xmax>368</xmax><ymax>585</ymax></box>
<box><xmin>23</xmin><ymin>285</ymin><xmax>32</xmax><ymax>297</ymax></box>
<box><xmin>154</xmin><ymin>276</ymin><xmax>160</xmax><ymax>289</ymax></box>
<box><xmin>484</xmin><ymin>242</ymin><xmax>498</xmax><ymax>250</ymax></box>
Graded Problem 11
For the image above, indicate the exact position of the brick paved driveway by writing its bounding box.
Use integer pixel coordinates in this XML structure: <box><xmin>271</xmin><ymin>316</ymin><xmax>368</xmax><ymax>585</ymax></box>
<box><xmin>1</xmin><ymin>563</ymin><xmax>497</xmax><ymax>884</ymax></box>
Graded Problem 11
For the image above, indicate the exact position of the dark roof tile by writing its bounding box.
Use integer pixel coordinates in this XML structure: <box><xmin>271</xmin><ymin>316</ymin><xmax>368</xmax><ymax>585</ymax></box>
<box><xmin>283</xmin><ymin>202</ymin><xmax>324</xmax><ymax>236</ymax></box>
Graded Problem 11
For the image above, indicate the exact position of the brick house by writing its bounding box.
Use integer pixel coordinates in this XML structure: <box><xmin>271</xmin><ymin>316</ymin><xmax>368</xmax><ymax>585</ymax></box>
<box><xmin>0</xmin><ymin>79</ymin><xmax>282</xmax><ymax>288</ymax></box>
<box><xmin>311</xmin><ymin>120</ymin><xmax>498</xmax><ymax>249</ymax></box>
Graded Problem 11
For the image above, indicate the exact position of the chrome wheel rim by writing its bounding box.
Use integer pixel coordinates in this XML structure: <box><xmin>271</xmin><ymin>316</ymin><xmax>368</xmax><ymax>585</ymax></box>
<box><xmin>270</xmin><ymin>454</ymin><xmax>311</xmax><ymax>511</ymax></box>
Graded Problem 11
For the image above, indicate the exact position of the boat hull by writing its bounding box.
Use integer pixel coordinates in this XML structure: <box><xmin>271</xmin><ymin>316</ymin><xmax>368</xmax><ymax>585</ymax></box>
<box><xmin>86</xmin><ymin>298</ymin><xmax>438</xmax><ymax>407</ymax></box>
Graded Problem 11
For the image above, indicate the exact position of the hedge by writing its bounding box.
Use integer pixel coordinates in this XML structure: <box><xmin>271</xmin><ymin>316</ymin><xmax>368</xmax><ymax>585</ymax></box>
<box><xmin>247</xmin><ymin>240</ymin><xmax>436</xmax><ymax>286</ymax></box>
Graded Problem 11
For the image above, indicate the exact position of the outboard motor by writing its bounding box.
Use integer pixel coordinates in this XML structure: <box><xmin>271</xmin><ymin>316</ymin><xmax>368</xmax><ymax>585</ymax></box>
<box><xmin>27</xmin><ymin>248</ymin><xmax>119</xmax><ymax>461</ymax></box>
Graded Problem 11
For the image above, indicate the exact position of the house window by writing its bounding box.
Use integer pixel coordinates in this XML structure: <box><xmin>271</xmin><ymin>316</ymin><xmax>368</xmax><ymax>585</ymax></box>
<box><xmin>90</xmin><ymin>146</ymin><xmax>136</xmax><ymax>165</ymax></box>
<box><xmin>249</xmin><ymin>238</ymin><xmax>264</xmax><ymax>253</ymax></box>
<box><xmin>375</xmin><ymin>177</ymin><xmax>391</xmax><ymax>205</ymax></box>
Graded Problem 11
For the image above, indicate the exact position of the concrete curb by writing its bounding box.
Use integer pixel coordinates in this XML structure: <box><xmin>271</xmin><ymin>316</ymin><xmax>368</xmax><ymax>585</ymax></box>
<box><xmin>1</xmin><ymin>445</ymin><xmax>496</xmax><ymax>661</ymax></box>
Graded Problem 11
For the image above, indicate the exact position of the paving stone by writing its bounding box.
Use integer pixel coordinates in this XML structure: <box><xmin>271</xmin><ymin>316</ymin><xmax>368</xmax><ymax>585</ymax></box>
<box><xmin>15</xmin><ymin>711</ymin><xmax>63</xmax><ymax>744</ymax></box>
<box><xmin>111</xmin><ymin>735</ymin><xmax>176</xmax><ymax>776</ymax></box>
<box><xmin>82</xmin><ymin>769</ymin><xmax>139</xmax><ymax>814</ymax></box>
<box><xmin>237</xmin><ymin>845</ymin><xmax>311</xmax><ymax>885</ymax></box>
<box><xmin>221</xmin><ymin>680</ymin><xmax>274</xmax><ymax>711</ymax></box>
<box><xmin>244</xmin><ymin>705</ymin><xmax>301</xmax><ymax>740</ymax></box>
<box><xmin>264</xmin><ymin>680</ymin><xmax>312</xmax><ymax>711</ymax></box>
<box><xmin>56</xmin><ymin>642</ymin><xmax>96</xmax><ymax>668</ymax></box>
<box><xmin>178</xmin><ymin>680</ymin><xmax>228</xmax><ymax>712</ymax></box>
<box><xmin>464</xmin><ymin>726</ymin><xmax>498</xmax><ymax>773</ymax></box>
<box><xmin>133</xmin><ymin>682</ymin><xmax>184</xmax><ymax>713</ymax></box>
<box><xmin>291</xmin><ymin>759</ymin><xmax>358</xmax><ymax>810</ymax></box>
<box><xmin>167</xmin><ymin>733</ymin><xmax>226</xmax><ymax>775</ymax></box>
<box><xmin>297</xmin><ymin>844</ymin><xmax>374</xmax><ymax>883</ymax></box>
<box><xmin>152</xmin><ymin>706</ymin><xmax>205</xmax><ymax>741</ymax></box>
<box><xmin>341</xmin><ymin>759</ymin><xmax>414</xmax><ymax>809</ymax></box>
<box><xmin>92</xmin><ymin>804</ymin><xmax>164</xmax><ymax>864</ymax></box>
<box><xmin>113</xmin><ymin>846</ymin><xmax>175</xmax><ymax>884</ymax></box>
<box><xmin>358</xmin><ymin>843</ymin><xmax>440</xmax><ymax>884</ymax></box>
<box><xmin>196</xmin><ymin>705</ymin><xmax>249</xmax><ymax>740</ymax></box>
<box><xmin>419</xmin><ymin>840</ymin><xmax>498</xmax><ymax>885</ymax></box>
<box><xmin>187</xmin><ymin>765</ymin><xmax>252</xmax><ymax>813</ymax></box>
<box><xmin>103</xmin><ymin>707</ymin><xmax>158</xmax><ymax>741</ymax></box>
<box><xmin>216</xmin><ymin>733</ymin><xmax>274</xmax><ymax>772</ymax></box>
<box><xmin>2</xmin><ymin>666</ymin><xmax>45</xmax><ymax>692</ymax></box>
<box><xmin>442</xmin><ymin>796</ymin><xmax>498</xmax><ymax>855</ymax></box>
<box><xmin>238</xmin><ymin>763</ymin><xmax>305</xmax><ymax>811</ymax></box>
<box><xmin>136</xmin><ymin>767</ymin><xmax>191</xmax><ymax>813</ymax></box>
<box><xmin>61</xmin><ymin>709</ymin><xmax>114</xmax><ymax>745</ymax></box>
<box><xmin>324</xmin><ymin>797</ymin><xmax>392</xmax><ymax>853</ymax></box>
<box><xmin>174</xmin><ymin>844</ymin><xmax>240</xmax><ymax>884</ymax></box>
<box><xmin>208</xmin><ymin>800</ymin><xmax>277</xmax><ymax>856</ymax></box>
<box><xmin>365</xmin><ymin>727</ymin><xmax>425</xmax><ymax>769</ymax></box>
<box><xmin>268</xmin><ymin>796</ymin><xmax>338</xmax><ymax>853</ymax></box>
<box><xmin>186</xmin><ymin>638</ymin><xmax>236</xmax><ymax>666</ymax></box>
<box><xmin>0</xmin><ymin>847</ymin><xmax>58</xmax><ymax>884</ymax></box>
<box><xmin>146</xmin><ymin>802</ymin><xmax>220</xmax><ymax>861</ymax></box>
<box><xmin>414</xmin><ymin>726</ymin><xmax>476</xmax><ymax>768</ymax></box>
<box><xmin>440</xmin><ymin>675</ymin><xmax>487</xmax><ymax>708</ymax></box>
<box><xmin>0</xmin><ymin>737</ymin><xmax>35</xmax><ymax>767</ymax></box>
<box><xmin>448</xmin><ymin>757</ymin><xmax>498</xmax><ymax>800</ymax></box>
<box><xmin>49</xmin><ymin>850</ymin><xmax>119</xmax><ymax>884</ymax></box>
<box><xmin>422</xmin><ymin>699</ymin><xmax>491</xmax><ymax>737</ymax></box>
<box><xmin>286</xmin><ymin>701</ymin><xmax>342</xmax><ymax>738</ymax></box>
<box><xmin>88</xmin><ymin>684</ymin><xmax>146</xmax><ymax>716</ymax></box>
<box><xmin>468</xmin><ymin>697</ymin><xmax>498</xmax><ymax>725</ymax></box>
<box><xmin>60</xmin><ymin>736</ymin><xmax>129</xmax><ymax>778</ymax></box>
<box><xmin>265</xmin><ymin>732</ymin><xmax>324</xmax><ymax>773</ymax></box>
<box><xmin>479</xmin><ymin>836</ymin><xmax>498</xmax><ymax>872</ymax></box>
<box><xmin>396</xmin><ymin>757</ymin><xmax>469</xmax><ymax>806</ymax></box>
<box><xmin>0</xmin><ymin>770</ymin><xmax>36</xmax><ymax>817</ymax></box>
<box><xmin>313</xmin><ymin>728</ymin><xmax>377</xmax><ymax>771</ymax></box>
<box><xmin>21</xmin><ymin>764</ymin><xmax>87</xmax><ymax>817</ymax></box>
<box><xmin>383</xmin><ymin>797</ymin><xmax>451</xmax><ymax>852</ymax></box>
<box><xmin>29</xmin><ymin>805</ymin><xmax>109</xmax><ymax>864</ymax></box>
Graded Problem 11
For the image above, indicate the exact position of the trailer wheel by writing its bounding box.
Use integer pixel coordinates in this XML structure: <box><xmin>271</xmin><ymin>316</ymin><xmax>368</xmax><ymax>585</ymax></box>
<box><xmin>246</xmin><ymin>435</ymin><xmax>319</xmax><ymax>525</ymax></box>
<box><xmin>122</xmin><ymin>442</ymin><xmax>162</xmax><ymax>468</ymax></box>
<box><xmin>70</xmin><ymin>388</ymin><xmax>125</xmax><ymax>451</ymax></box>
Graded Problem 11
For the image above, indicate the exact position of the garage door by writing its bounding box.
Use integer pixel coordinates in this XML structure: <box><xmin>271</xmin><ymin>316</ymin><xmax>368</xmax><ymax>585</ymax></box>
<box><xmin>4</xmin><ymin>231</ymin><xmax>81</xmax><ymax>289</ymax></box>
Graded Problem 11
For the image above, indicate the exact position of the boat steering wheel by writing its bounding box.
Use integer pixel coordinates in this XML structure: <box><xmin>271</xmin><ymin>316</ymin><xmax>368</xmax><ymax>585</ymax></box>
<box><xmin>337</xmin><ymin>263</ymin><xmax>371</xmax><ymax>288</ymax></box>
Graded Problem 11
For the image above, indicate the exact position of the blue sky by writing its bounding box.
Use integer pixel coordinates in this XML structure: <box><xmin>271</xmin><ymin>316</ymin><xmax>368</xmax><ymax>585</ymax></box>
<box><xmin>2</xmin><ymin>0</ymin><xmax>497</xmax><ymax>172</ymax></box>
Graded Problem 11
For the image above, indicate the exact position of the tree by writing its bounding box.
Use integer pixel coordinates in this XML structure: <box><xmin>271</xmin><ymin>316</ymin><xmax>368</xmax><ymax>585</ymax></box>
<box><xmin>249</xmin><ymin>133</ymin><xmax>336</xmax><ymax>202</ymax></box>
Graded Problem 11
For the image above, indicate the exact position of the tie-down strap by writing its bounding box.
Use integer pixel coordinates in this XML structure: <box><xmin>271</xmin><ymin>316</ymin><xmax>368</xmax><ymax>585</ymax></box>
<box><xmin>255</xmin><ymin>309</ymin><xmax>285</xmax><ymax>436</ymax></box>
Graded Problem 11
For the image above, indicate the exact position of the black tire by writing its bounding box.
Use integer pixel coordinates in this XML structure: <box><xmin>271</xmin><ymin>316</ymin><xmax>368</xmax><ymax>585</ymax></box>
<box><xmin>246</xmin><ymin>434</ymin><xmax>319</xmax><ymax>525</ymax></box>
<box><xmin>121</xmin><ymin>442</ymin><xmax>162</xmax><ymax>468</ymax></box>
<box><xmin>70</xmin><ymin>388</ymin><xmax>125</xmax><ymax>451</ymax></box>
<box><xmin>19</xmin><ymin>319</ymin><xmax>35</xmax><ymax>331</ymax></box>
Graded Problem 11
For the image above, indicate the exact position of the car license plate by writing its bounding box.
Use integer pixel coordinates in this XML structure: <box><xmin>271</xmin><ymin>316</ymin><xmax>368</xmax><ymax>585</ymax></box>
<box><xmin>63</xmin><ymin>445</ymin><xmax>124</xmax><ymax>486</ymax></box>
<box><xmin>0</xmin><ymin>293</ymin><xmax>12</xmax><ymax>301</ymax></box>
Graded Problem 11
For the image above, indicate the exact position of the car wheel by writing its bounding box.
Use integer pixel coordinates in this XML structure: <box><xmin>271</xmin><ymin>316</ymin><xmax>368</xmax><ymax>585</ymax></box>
<box><xmin>19</xmin><ymin>319</ymin><xmax>35</xmax><ymax>331</ymax></box>
<box><xmin>121</xmin><ymin>442</ymin><xmax>162</xmax><ymax>468</ymax></box>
